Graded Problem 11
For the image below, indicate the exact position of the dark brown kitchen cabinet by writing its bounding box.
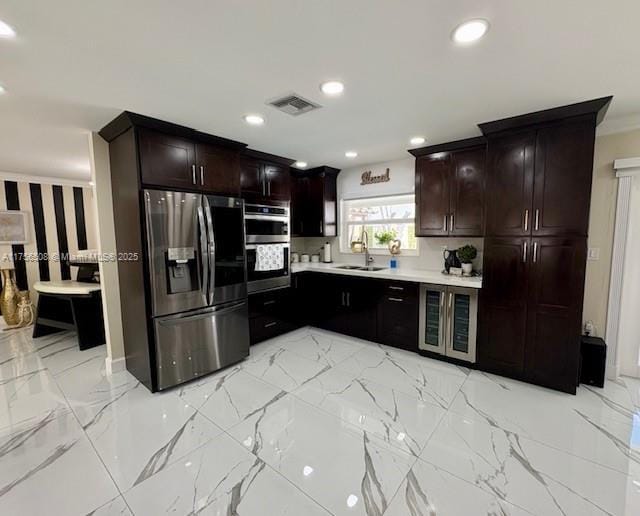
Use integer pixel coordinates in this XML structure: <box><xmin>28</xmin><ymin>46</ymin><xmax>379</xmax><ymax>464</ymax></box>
<box><xmin>139</xmin><ymin>129</ymin><xmax>197</xmax><ymax>190</ymax></box>
<box><xmin>411</xmin><ymin>138</ymin><xmax>486</xmax><ymax>237</ymax></box>
<box><xmin>291</xmin><ymin>166</ymin><xmax>340</xmax><ymax>237</ymax></box>
<box><xmin>485</xmin><ymin>118</ymin><xmax>596</xmax><ymax>238</ymax></box>
<box><xmin>485</xmin><ymin>131</ymin><xmax>536</xmax><ymax>236</ymax></box>
<box><xmin>196</xmin><ymin>143</ymin><xmax>241</xmax><ymax>195</ymax></box>
<box><xmin>524</xmin><ymin>237</ymin><xmax>587</xmax><ymax>392</ymax></box>
<box><xmin>376</xmin><ymin>281</ymin><xmax>419</xmax><ymax>352</ymax></box>
<box><xmin>240</xmin><ymin>150</ymin><xmax>295</xmax><ymax>202</ymax></box>
<box><xmin>478</xmin><ymin>237</ymin><xmax>530</xmax><ymax>376</ymax></box>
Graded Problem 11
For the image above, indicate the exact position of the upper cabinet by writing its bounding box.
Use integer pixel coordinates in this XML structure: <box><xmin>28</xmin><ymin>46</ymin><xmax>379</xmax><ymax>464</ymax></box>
<box><xmin>480</xmin><ymin>99</ymin><xmax>608</xmax><ymax>238</ymax></box>
<box><xmin>138</xmin><ymin>129</ymin><xmax>198</xmax><ymax>190</ymax></box>
<box><xmin>291</xmin><ymin>166</ymin><xmax>340</xmax><ymax>237</ymax></box>
<box><xmin>411</xmin><ymin>138</ymin><xmax>486</xmax><ymax>237</ymax></box>
<box><xmin>240</xmin><ymin>150</ymin><xmax>295</xmax><ymax>203</ymax></box>
<box><xmin>195</xmin><ymin>143</ymin><xmax>241</xmax><ymax>195</ymax></box>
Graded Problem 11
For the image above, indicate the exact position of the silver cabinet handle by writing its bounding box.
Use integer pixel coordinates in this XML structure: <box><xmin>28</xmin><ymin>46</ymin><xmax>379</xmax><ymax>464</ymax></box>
<box><xmin>443</xmin><ymin>215</ymin><xmax>447</xmax><ymax>232</ymax></box>
<box><xmin>320</xmin><ymin>221</ymin><xmax>323</xmax><ymax>234</ymax></box>
<box><xmin>263</xmin><ymin>300</ymin><xmax>276</xmax><ymax>306</ymax></box>
<box><xmin>388</xmin><ymin>297</ymin><xmax>403</xmax><ymax>302</ymax></box>
<box><xmin>389</xmin><ymin>286</ymin><xmax>404</xmax><ymax>291</ymax></box>
<box><xmin>346</xmin><ymin>292</ymin><xmax>351</xmax><ymax>307</ymax></box>
<box><xmin>524</xmin><ymin>209</ymin><xmax>529</xmax><ymax>232</ymax></box>
<box><xmin>447</xmin><ymin>292</ymin><xmax>453</xmax><ymax>349</ymax></box>
<box><xmin>450</xmin><ymin>214</ymin><xmax>454</xmax><ymax>232</ymax></box>
<box><xmin>534</xmin><ymin>209</ymin><xmax>540</xmax><ymax>231</ymax></box>
<box><xmin>264</xmin><ymin>321</ymin><xmax>277</xmax><ymax>328</ymax></box>
<box><xmin>341</xmin><ymin>292</ymin><xmax>345</xmax><ymax>306</ymax></box>
<box><xmin>262</xmin><ymin>175</ymin><xmax>266</xmax><ymax>196</ymax></box>
<box><xmin>200</xmin><ymin>166</ymin><xmax>204</xmax><ymax>186</ymax></box>
<box><xmin>192</xmin><ymin>164</ymin><xmax>197</xmax><ymax>185</ymax></box>
<box><xmin>533</xmin><ymin>241</ymin><xmax>538</xmax><ymax>263</ymax></box>
<box><xmin>523</xmin><ymin>241</ymin><xmax>528</xmax><ymax>263</ymax></box>
<box><xmin>268</xmin><ymin>180</ymin><xmax>271</xmax><ymax>197</ymax></box>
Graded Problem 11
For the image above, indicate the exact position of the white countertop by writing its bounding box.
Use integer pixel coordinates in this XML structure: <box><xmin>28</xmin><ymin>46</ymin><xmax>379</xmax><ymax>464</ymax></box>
<box><xmin>291</xmin><ymin>262</ymin><xmax>482</xmax><ymax>289</ymax></box>
<box><xmin>34</xmin><ymin>280</ymin><xmax>101</xmax><ymax>295</ymax></box>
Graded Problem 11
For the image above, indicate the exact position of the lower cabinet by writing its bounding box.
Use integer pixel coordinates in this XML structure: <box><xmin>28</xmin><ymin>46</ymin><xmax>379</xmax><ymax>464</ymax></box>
<box><xmin>377</xmin><ymin>281</ymin><xmax>419</xmax><ymax>351</ymax></box>
<box><xmin>248</xmin><ymin>287</ymin><xmax>298</xmax><ymax>345</ymax></box>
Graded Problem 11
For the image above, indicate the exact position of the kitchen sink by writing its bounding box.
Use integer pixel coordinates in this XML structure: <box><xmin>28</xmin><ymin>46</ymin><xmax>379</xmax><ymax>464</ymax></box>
<box><xmin>333</xmin><ymin>265</ymin><xmax>387</xmax><ymax>272</ymax></box>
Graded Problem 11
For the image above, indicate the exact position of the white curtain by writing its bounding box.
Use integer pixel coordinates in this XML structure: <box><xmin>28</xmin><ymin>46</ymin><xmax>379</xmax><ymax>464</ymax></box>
<box><xmin>619</xmin><ymin>176</ymin><xmax>640</xmax><ymax>378</ymax></box>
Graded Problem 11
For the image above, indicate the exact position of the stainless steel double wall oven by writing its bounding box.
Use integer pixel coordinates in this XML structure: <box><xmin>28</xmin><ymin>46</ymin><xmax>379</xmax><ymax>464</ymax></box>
<box><xmin>144</xmin><ymin>189</ymin><xmax>250</xmax><ymax>390</ymax></box>
<box><xmin>244</xmin><ymin>203</ymin><xmax>291</xmax><ymax>293</ymax></box>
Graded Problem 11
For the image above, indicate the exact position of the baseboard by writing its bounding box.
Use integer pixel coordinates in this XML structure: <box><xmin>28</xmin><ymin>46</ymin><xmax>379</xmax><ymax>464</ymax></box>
<box><xmin>105</xmin><ymin>356</ymin><xmax>126</xmax><ymax>375</ymax></box>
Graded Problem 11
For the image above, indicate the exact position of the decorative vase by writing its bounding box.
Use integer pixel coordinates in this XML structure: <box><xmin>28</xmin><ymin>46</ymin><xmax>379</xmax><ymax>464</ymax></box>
<box><xmin>0</xmin><ymin>269</ymin><xmax>20</xmax><ymax>326</ymax></box>
<box><xmin>15</xmin><ymin>291</ymin><xmax>36</xmax><ymax>327</ymax></box>
<box><xmin>388</xmin><ymin>239</ymin><xmax>402</xmax><ymax>255</ymax></box>
<box><xmin>462</xmin><ymin>263</ymin><xmax>473</xmax><ymax>276</ymax></box>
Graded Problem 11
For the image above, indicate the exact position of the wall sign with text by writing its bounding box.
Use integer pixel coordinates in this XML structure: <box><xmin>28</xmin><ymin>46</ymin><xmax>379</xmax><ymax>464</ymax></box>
<box><xmin>361</xmin><ymin>168</ymin><xmax>390</xmax><ymax>185</ymax></box>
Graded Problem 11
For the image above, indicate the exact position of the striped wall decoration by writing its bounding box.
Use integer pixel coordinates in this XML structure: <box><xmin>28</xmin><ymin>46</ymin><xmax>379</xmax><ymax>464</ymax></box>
<box><xmin>0</xmin><ymin>179</ymin><xmax>97</xmax><ymax>300</ymax></box>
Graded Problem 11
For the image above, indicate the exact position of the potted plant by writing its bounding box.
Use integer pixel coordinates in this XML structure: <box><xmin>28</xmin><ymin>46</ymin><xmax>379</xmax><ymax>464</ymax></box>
<box><xmin>374</xmin><ymin>229</ymin><xmax>397</xmax><ymax>250</ymax></box>
<box><xmin>457</xmin><ymin>244</ymin><xmax>477</xmax><ymax>276</ymax></box>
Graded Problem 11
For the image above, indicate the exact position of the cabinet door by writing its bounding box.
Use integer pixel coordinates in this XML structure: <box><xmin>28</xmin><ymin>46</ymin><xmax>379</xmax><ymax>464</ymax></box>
<box><xmin>240</xmin><ymin>156</ymin><xmax>264</xmax><ymax>198</ymax></box>
<box><xmin>450</xmin><ymin>147</ymin><xmax>485</xmax><ymax>236</ymax></box>
<box><xmin>345</xmin><ymin>277</ymin><xmax>381</xmax><ymax>341</ymax></box>
<box><xmin>532</xmin><ymin>120</ymin><xmax>595</xmax><ymax>237</ymax></box>
<box><xmin>196</xmin><ymin>143</ymin><xmax>240</xmax><ymax>195</ymax></box>
<box><xmin>445</xmin><ymin>288</ymin><xmax>478</xmax><ymax>362</ymax></box>
<box><xmin>139</xmin><ymin>129</ymin><xmax>196</xmax><ymax>189</ymax></box>
<box><xmin>290</xmin><ymin>175</ymin><xmax>308</xmax><ymax>236</ymax></box>
<box><xmin>415</xmin><ymin>155</ymin><xmax>450</xmax><ymax>236</ymax></box>
<box><xmin>478</xmin><ymin>237</ymin><xmax>530</xmax><ymax>375</ymax></box>
<box><xmin>264</xmin><ymin>163</ymin><xmax>291</xmax><ymax>201</ymax></box>
<box><xmin>524</xmin><ymin>237</ymin><xmax>587</xmax><ymax>393</ymax></box>
<box><xmin>306</xmin><ymin>174</ymin><xmax>325</xmax><ymax>236</ymax></box>
<box><xmin>485</xmin><ymin>132</ymin><xmax>535</xmax><ymax>236</ymax></box>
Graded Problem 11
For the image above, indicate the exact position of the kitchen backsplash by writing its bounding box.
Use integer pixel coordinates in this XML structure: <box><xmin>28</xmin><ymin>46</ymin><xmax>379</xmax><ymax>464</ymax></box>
<box><xmin>292</xmin><ymin>236</ymin><xmax>484</xmax><ymax>272</ymax></box>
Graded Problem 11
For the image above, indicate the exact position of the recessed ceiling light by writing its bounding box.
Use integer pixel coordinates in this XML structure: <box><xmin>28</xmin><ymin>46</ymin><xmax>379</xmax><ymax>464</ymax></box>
<box><xmin>294</xmin><ymin>161</ymin><xmax>308</xmax><ymax>169</ymax></box>
<box><xmin>320</xmin><ymin>81</ymin><xmax>344</xmax><ymax>96</ymax></box>
<box><xmin>243</xmin><ymin>114</ymin><xmax>264</xmax><ymax>125</ymax></box>
<box><xmin>0</xmin><ymin>20</ymin><xmax>16</xmax><ymax>39</ymax></box>
<box><xmin>345</xmin><ymin>151</ymin><xmax>358</xmax><ymax>159</ymax></box>
<box><xmin>452</xmin><ymin>19</ymin><xmax>489</xmax><ymax>44</ymax></box>
<box><xmin>410</xmin><ymin>136</ymin><xmax>426</xmax><ymax>146</ymax></box>
<box><xmin>0</xmin><ymin>84</ymin><xmax>5</xmax><ymax>95</ymax></box>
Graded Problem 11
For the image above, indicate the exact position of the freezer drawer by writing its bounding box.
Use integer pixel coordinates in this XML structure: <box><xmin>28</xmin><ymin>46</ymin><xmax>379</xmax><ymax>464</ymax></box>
<box><xmin>153</xmin><ymin>300</ymin><xmax>250</xmax><ymax>390</ymax></box>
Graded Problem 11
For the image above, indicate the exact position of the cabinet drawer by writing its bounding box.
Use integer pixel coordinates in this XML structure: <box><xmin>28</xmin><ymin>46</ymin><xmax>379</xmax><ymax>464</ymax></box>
<box><xmin>249</xmin><ymin>315</ymin><xmax>294</xmax><ymax>345</ymax></box>
<box><xmin>378</xmin><ymin>296</ymin><xmax>419</xmax><ymax>351</ymax></box>
<box><xmin>248</xmin><ymin>289</ymin><xmax>291</xmax><ymax>318</ymax></box>
<box><xmin>384</xmin><ymin>282</ymin><xmax>418</xmax><ymax>299</ymax></box>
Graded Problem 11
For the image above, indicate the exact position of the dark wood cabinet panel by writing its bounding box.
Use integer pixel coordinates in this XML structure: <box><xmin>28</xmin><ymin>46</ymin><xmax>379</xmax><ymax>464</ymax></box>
<box><xmin>196</xmin><ymin>143</ymin><xmax>240</xmax><ymax>195</ymax></box>
<box><xmin>239</xmin><ymin>156</ymin><xmax>264</xmax><ymax>198</ymax></box>
<box><xmin>532</xmin><ymin>120</ymin><xmax>596</xmax><ymax>237</ymax></box>
<box><xmin>524</xmin><ymin>237</ymin><xmax>587</xmax><ymax>393</ymax></box>
<box><xmin>263</xmin><ymin>164</ymin><xmax>290</xmax><ymax>201</ymax></box>
<box><xmin>416</xmin><ymin>155</ymin><xmax>450</xmax><ymax>236</ymax></box>
<box><xmin>485</xmin><ymin>132</ymin><xmax>535</xmax><ymax>236</ymax></box>
<box><xmin>377</xmin><ymin>282</ymin><xmax>419</xmax><ymax>352</ymax></box>
<box><xmin>291</xmin><ymin>167</ymin><xmax>339</xmax><ymax>237</ymax></box>
<box><xmin>478</xmin><ymin>237</ymin><xmax>530</xmax><ymax>375</ymax></box>
<box><xmin>138</xmin><ymin>129</ymin><xmax>196</xmax><ymax>189</ymax></box>
<box><xmin>450</xmin><ymin>147</ymin><xmax>486</xmax><ymax>236</ymax></box>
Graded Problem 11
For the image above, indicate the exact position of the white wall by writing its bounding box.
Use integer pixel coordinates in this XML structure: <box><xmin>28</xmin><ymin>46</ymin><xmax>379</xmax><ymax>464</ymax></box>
<box><xmin>293</xmin><ymin>157</ymin><xmax>483</xmax><ymax>271</ymax></box>
<box><xmin>618</xmin><ymin>176</ymin><xmax>640</xmax><ymax>377</ymax></box>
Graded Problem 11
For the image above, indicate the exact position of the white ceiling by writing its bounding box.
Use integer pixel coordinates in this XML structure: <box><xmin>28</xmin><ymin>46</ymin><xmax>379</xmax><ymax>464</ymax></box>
<box><xmin>1</xmin><ymin>0</ymin><xmax>640</xmax><ymax>182</ymax></box>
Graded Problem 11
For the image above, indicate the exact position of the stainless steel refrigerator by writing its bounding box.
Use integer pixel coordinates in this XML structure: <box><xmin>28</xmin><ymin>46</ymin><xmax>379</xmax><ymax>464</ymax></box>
<box><xmin>144</xmin><ymin>189</ymin><xmax>249</xmax><ymax>390</ymax></box>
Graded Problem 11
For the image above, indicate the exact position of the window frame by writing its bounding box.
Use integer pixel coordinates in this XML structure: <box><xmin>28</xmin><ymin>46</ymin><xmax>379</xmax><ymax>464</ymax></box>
<box><xmin>339</xmin><ymin>193</ymin><xmax>419</xmax><ymax>256</ymax></box>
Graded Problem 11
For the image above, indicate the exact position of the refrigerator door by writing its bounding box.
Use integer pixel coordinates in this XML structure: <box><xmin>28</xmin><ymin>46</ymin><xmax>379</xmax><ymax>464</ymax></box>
<box><xmin>144</xmin><ymin>190</ymin><xmax>207</xmax><ymax>317</ymax></box>
<box><xmin>418</xmin><ymin>284</ymin><xmax>447</xmax><ymax>355</ymax></box>
<box><xmin>153</xmin><ymin>300</ymin><xmax>250</xmax><ymax>390</ymax></box>
<box><xmin>444</xmin><ymin>287</ymin><xmax>478</xmax><ymax>363</ymax></box>
<box><xmin>203</xmin><ymin>195</ymin><xmax>248</xmax><ymax>305</ymax></box>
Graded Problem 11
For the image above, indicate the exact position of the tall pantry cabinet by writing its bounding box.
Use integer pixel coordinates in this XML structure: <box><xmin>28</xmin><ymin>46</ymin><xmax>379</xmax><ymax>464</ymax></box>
<box><xmin>477</xmin><ymin>97</ymin><xmax>612</xmax><ymax>393</ymax></box>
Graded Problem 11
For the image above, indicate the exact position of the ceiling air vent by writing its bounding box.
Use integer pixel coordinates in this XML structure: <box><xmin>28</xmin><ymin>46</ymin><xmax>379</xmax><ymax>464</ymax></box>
<box><xmin>268</xmin><ymin>93</ymin><xmax>321</xmax><ymax>116</ymax></box>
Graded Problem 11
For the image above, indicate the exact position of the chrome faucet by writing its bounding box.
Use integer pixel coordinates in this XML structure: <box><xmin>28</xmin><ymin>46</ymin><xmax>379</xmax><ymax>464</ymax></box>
<box><xmin>362</xmin><ymin>230</ymin><xmax>374</xmax><ymax>267</ymax></box>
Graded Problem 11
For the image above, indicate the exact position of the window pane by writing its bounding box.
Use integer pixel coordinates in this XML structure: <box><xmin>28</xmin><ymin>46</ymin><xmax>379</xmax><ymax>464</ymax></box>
<box><xmin>344</xmin><ymin>194</ymin><xmax>415</xmax><ymax>222</ymax></box>
<box><xmin>347</xmin><ymin>223</ymin><xmax>417</xmax><ymax>250</ymax></box>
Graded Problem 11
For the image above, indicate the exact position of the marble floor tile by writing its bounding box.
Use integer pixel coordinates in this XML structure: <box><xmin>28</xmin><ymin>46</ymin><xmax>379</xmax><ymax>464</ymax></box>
<box><xmin>293</xmin><ymin>365</ymin><xmax>445</xmax><ymax>456</ymax></box>
<box><xmin>421</xmin><ymin>411</ymin><xmax>640</xmax><ymax>516</ymax></box>
<box><xmin>0</xmin><ymin>347</ymin><xmax>44</xmax><ymax>382</ymax></box>
<box><xmin>227</xmin><ymin>394</ymin><xmax>415</xmax><ymax>516</ymax></box>
<box><xmin>241</xmin><ymin>346</ymin><xmax>332</xmax><ymax>391</ymax></box>
<box><xmin>0</xmin><ymin>367</ymin><xmax>68</xmax><ymax>432</ymax></box>
<box><xmin>449</xmin><ymin>373</ymin><xmax>640</xmax><ymax>477</ymax></box>
<box><xmin>88</xmin><ymin>496</ymin><xmax>133</xmax><ymax>516</ymax></box>
<box><xmin>385</xmin><ymin>457</ymin><xmax>531</xmax><ymax>516</ymax></box>
<box><xmin>335</xmin><ymin>346</ymin><xmax>467</xmax><ymax>409</ymax></box>
<box><xmin>175</xmin><ymin>363</ymin><xmax>243</xmax><ymax>410</ymax></box>
<box><xmin>0</xmin><ymin>410</ymin><xmax>118</xmax><ymax>516</ymax></box>
<box><xmin>124</xmin><ymin>433</ymin><xmax>331</xmax><ymax>516</ymax></box>
<box><xmin>275</xmin><ymin>327</ymin><xmax>365</xmax><ymax>365</ymax></box>
<box><xmin>40</xmin><ymin>338</ymin><xmax>107</xmax><ymax>377</ymax></box>
<box><xmin>82</xmin><ymin>380</ymin><xmax>223</xmax><ymax>491</ymax></box>
<box><xmin>619</xmin><ymin>376</ymin><xmax>640</xmax><ymax>413</ymax></box>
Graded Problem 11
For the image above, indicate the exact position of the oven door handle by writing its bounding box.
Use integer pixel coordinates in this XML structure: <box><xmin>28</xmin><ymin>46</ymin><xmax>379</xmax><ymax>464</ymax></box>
<box><xmin>244</xmin><ymin>214</ymin><xmax>290</xmax><ymax>222</ymax></box>
<box><xmin>245</xmin><ymin>243</ymin><xmax>290</xmax><ymax>250</ymax></box>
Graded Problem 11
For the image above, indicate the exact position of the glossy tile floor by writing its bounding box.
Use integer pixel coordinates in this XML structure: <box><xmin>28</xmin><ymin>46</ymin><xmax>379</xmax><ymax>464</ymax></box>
<box><xmin>1</xmin><ymin>326</ymin><xmax>640</xmax><ymax>515</ymax></box>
